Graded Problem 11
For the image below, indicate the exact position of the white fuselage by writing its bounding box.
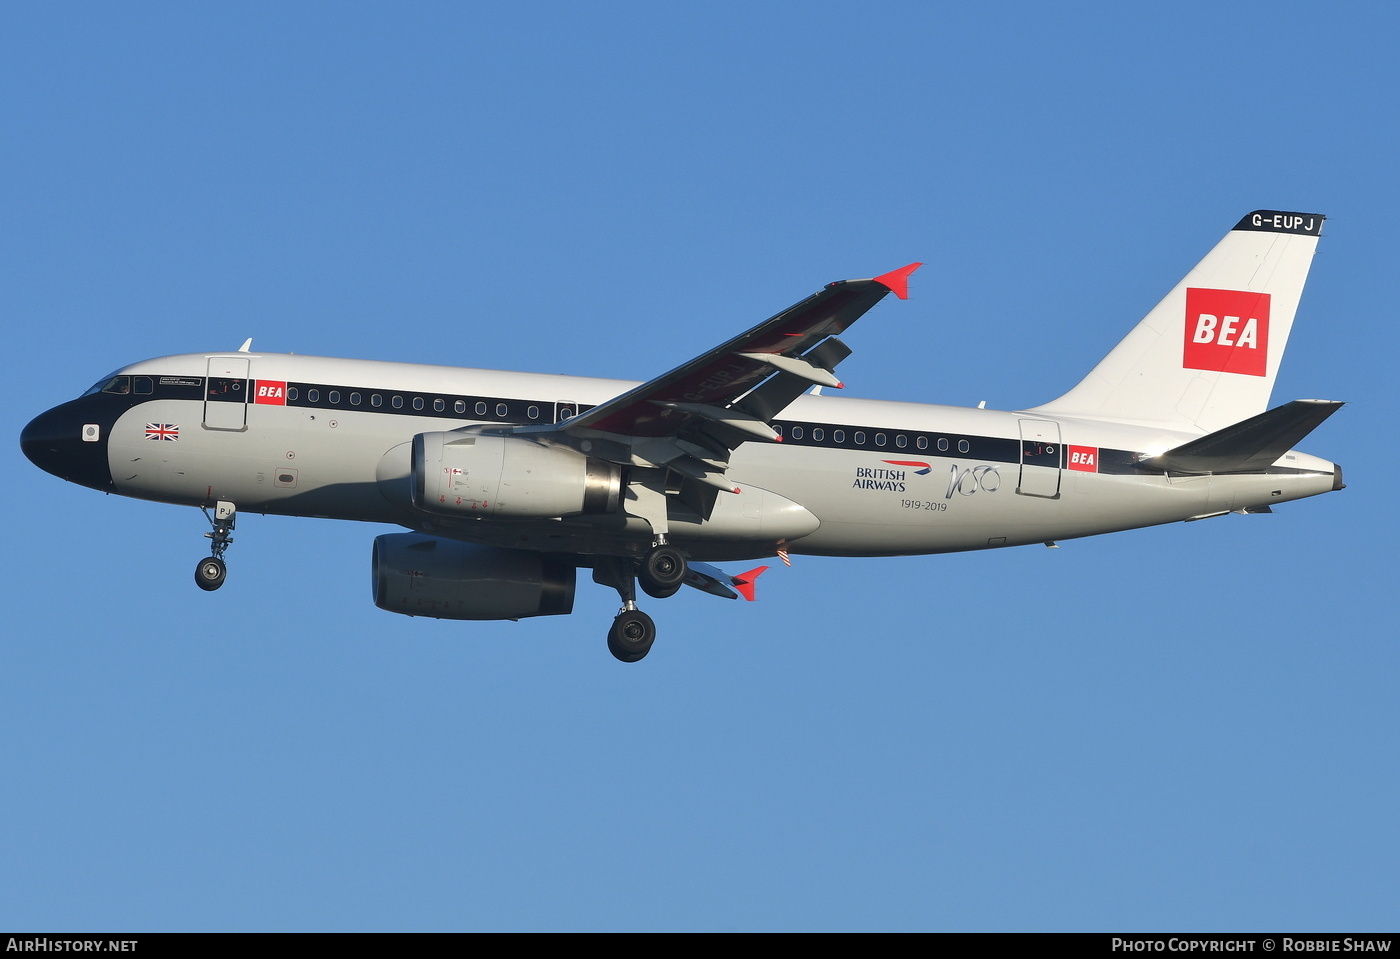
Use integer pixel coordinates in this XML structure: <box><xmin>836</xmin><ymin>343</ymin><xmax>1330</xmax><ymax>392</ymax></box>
<box><xmin>100</xmin><ymin>351</ymin><xmax>1339</xmax><ymax>562</ymax></box>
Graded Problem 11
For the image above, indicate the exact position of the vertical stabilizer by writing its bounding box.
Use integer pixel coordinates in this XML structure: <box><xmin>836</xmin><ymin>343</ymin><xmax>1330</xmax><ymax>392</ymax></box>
<box><xmin>1032</xmin><ymin>211</ymin><xmax>1323</xmax><ymax>434</ymax></box>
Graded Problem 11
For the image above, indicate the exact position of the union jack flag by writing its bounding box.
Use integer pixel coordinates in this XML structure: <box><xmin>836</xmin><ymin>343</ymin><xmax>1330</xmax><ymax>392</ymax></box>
<box><xmin>145</xmin><ymin>423</ymin><xmax>179</xmax><ymax>441</ymax></box>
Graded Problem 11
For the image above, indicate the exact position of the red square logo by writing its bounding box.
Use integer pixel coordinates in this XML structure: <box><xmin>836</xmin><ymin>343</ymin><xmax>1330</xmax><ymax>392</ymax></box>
<box><xmin>1183</xmin><ymin>288</ymin><xmax>1269</xmax><ymax>377</ymax></box>
<box><xmin>253</xmin><ymin>380</ymin><xmax>287</xmax><ymax>405</ymax></box>
<box><xmin>1067</xmin><ymin>446</ymin><xmax>1098</xmax><ymax>472</ymax></box>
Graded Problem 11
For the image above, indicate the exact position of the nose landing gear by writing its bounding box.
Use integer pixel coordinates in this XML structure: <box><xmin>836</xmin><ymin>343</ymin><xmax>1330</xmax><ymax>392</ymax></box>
<box><xmin>194</xmin><ymin>501</ymin><xmax>236</xmax><ymax>592</ymax></box>
<box><xmin>195</xmin><ymin>556</ymin><xmax>227</xmax><ymax>591</ymax></box>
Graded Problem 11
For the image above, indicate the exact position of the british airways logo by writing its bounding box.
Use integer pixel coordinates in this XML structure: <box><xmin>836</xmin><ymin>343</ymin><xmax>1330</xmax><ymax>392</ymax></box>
<box><xmin>852</xmin><ymin>460</ymin><xmax>934</xmax><ymax>492</ymax></box>
<box><xmin>882</xmin><ymin>459</ymin><xmax>933</xmax><ymax>475</ymax></box>
<box><xmin>853</xmin><ymin>466</ymin><xmax>907</xmax><ymax>491</ymax></box>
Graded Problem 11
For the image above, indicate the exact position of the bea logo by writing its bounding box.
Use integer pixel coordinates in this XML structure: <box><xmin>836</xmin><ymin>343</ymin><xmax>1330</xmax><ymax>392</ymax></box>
<box><xmin>254</xmin><ymin>380</ymin><xmax>287</xmax><ymax>405</ymax></box>
<box><xmin>1183</xmin><ymin>288</ymin><xmax>1269</xmax><ymax>377</ymax></box>
<box><xmin>1067</xmin><ymin>446</ymin><xmax>1098</xmax><ymax>472</ymax></box>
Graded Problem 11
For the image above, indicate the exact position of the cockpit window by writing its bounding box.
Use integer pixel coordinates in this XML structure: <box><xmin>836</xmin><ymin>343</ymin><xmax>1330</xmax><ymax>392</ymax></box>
<box><xmin>99</xmin><ymin>375</ymin><xmax>131</xmax><ymax>395</ymax></box>
<box><xmin>83</xmin><ymin>374</ymin><xmax>125</xmax><ymax>396</ymax></box>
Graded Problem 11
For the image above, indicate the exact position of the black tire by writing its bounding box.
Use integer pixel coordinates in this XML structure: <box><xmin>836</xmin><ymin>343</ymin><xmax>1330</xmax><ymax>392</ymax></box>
<box><xmin>607</xmin><ymin>609</ymin><xmax>656</xmax><ymax>662</ymax></box>
<box><xmin>639</xmin><ymin>577</ymin><xmax>682</xmax><ymax>600</ymax></box>
<box><xmin>195</xmin><ymin>556</ymin><xmax>226</xmax><ymax>591</ymax></box>
<box><xmin>639</xmin><ymin>545</ymin><xmax>686</xmax><ymax>593</ymax></box>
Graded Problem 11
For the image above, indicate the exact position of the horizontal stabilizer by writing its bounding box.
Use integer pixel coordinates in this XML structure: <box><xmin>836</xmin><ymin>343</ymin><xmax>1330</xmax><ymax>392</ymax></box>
<box><xmin>1143</xmin><ymin>399</ymin><xmax>1343</xmax><ymax>473</ymax></box>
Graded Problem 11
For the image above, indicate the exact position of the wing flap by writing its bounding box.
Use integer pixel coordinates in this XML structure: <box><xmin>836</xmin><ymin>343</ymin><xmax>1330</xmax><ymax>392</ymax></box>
<box><xmin>684</xmin><ymin>562</ymin><xmax>770</xmax><ymax>601</ymax></box>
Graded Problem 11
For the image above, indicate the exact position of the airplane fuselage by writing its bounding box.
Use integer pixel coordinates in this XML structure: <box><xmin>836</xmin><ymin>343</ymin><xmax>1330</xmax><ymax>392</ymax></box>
<box><xmin>25</xmin><ymin>350</ymin><xmax>1340</xmax><ymax>564</ymax></box>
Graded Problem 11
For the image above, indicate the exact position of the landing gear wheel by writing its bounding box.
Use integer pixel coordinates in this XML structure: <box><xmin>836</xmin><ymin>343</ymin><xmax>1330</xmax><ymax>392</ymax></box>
<box><xmin>608</xmin><ymin>609</ymin><xmax>656</xmax><ymax>663</ymax></box>
<box><xmin>639</xmin><ymin>544</ymin><xmax>686</xmax><ymax>595</ymax></box>
<box><xmin>195</xmin><ymin>556</ymin><xmax>227</xmax><ymax>591</ymax></box>
<box><xmin>639</xmin><ymin>577</ymin><xmax>682</xmax><ymax>599</ymax></box>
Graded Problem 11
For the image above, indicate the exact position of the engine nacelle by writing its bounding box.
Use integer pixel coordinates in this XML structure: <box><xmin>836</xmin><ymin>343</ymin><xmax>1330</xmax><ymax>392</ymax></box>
<box><xmin>372</xmin><ymin>534</ymin><xmax>575</xmax><ymax>620</ymax></box>
<box><xmin>412</xmin><ymin>431</ymin><xmax>622</xmax><ymax>518</ymax></box>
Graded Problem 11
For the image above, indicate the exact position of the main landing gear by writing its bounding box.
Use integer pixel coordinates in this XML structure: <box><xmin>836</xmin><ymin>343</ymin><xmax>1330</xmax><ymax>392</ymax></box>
<box><xmin>596</xmin><ymin>544</ymin><xmax>688</xmax><ymax>663</ymax></box>
<box><xmin>194</xmin><ymin>501</ymin><xmax>236</xmax><ymax>592</ymax></box>
<box><xmin>638</xmin><ymin>542</ymin><xmax>686</xmax><ymax>599</ymax></box>
<box><xmin>608</xmin><ymin>608</ymin><xmax>656</xmax><ymax>664</ymax></box>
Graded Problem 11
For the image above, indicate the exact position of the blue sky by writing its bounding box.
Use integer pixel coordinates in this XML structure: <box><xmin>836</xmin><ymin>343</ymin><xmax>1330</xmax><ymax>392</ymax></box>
<box><xmin>3</xmin><ymin>2</ymin><xmax>1396</xmax><ymax>932</ymax></box>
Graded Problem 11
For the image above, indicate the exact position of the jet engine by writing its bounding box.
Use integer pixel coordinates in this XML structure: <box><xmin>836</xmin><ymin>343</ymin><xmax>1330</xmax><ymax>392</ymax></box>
<box><xmin>411</xmin><ymin>431</ymin><xmax>622</xmax><ymax>518</ymax></box>
<box><xmin>372</xmin><ymin>533</ymin><xmax>576</xmax><ymax>620</ymax></box>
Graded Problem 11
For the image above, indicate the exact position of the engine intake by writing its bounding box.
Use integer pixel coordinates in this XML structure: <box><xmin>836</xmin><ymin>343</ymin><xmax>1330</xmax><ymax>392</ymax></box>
<box><xmin>372</xmin><ymin>534</ymin><xmax>575</xmax><ymax>621</ymax></box>
<box><xmin>412</xmin><ymin>431</ymin><xmax>621</xmax><ymax>518</ymax></box>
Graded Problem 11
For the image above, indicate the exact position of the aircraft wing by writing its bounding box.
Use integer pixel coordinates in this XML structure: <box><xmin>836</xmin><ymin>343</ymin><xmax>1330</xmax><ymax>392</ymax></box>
<box><xmin>564</xmin><ymin>263</ymin><xmax>921</xmax><ymax>442</ymax></box>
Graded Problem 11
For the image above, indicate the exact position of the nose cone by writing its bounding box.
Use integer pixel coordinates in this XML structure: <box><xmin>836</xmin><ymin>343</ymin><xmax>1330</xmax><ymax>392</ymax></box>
<box><xmin>21</xmin><ymin>400</ymin><xmax>114</xmax><ymax>491</ymax></box>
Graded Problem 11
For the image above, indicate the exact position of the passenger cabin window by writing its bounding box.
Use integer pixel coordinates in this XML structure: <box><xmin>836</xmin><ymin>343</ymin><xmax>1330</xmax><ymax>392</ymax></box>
<box><xmin>875</xmin><ymin>433</ymin><xmax>886</xmax><ymax>446</ymax></box>
<box><xmin>833</xmin><ymin>429</ymin><xmax>845</xmax><ymax>443</ymax></box>
<box><xmin>433</xmin><ymin>398</ymin><xmax>445</xmax><ymax>412</ymax></box>
<box><xmin>390</xmin><ymin>395</ymin><xmax>402</xmax><ymax>409</ymax></box>
<box><xmin>958</xmin><ymin>439</ymin><xmax>970</xmax><ymax>453</ymax></box>
<box><xmin>287</xmin><ymin>387</ymin><xmax>299</xmax><ymax>401</ymax></box>
<box><xmin>371</xmin><ymin>394</ymin><xmax>382</xmax><ymax>407</ymax></box>
<box><xmin>559</xmin><ymin>407</ymin><xmax>574</xmax><ymax>420</ymax></box>
<box><xmin>350</xmin><ymin>392</ymin><xmax>361</xmax><ymax>406</ymax></box>
<box><xmin>896</xmin><ymin>434</ymin><xmax>907</xmax><ymax>448</ymax></box>
<box><xmin>916</xmin><ymin>436</ymin><xmax>927</xmax><ymax>450</ymax></box>
<box><xmin>329</xmin><ymin>390</ymin><xmax>340</xmax><ymax>404</ymax></box>
<box><xmin>937</xmin><ymin>437</ymin><xmax>949</xmax><ymax>452</ymax></box>
<box><xmin>475</xmin><ymin>402</ymin><xmax>487</xmax><ymax>416</ymax></box>
<box><xmin>454</xmin><ymin>400</ymin><xmax>465</xmax><ymax>414</ymax></box>
<box><xmin>413</xmin><ymin>397</ymin><xmax>424</xmax><ymax>411</ymax></box>
<box><xmin>791</xmin><ymin>426</ymin><xmax>803</xmax><ymax>440</ymax></box>
<box><xmin>527</xmin><ymin>405</ymin><xmax>539</xmax><ymax>420</ymax></box>
<box><xmin>495</xmin><ymin>403</ymin><xmax>508</xmax><ymax>417</ymax></box>
<box><xmin>812</xmin><ymin>428</ymin><xmax>824</xmax><ymax>441</ymax></box>
<box><xmin>854</xmin><ymin>431</ymin><xmax>866</xmax><ymax>445</ymax></box>
<box><xmin>308</xmin><ymin>389</ymin><xmax>320</xmax><ymax>402</ymax></box>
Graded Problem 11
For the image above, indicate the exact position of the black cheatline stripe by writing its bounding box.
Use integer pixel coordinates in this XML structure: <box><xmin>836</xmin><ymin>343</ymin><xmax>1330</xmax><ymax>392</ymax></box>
<box><xmin>772</xmin><ymin>419</ymin><xmax>1022</xmax><ymax>465</ymax></box>
<box><xmin>145</xmin><ymin>373</ymin><xmax>1169</xmax><ymax>471</ymax></box>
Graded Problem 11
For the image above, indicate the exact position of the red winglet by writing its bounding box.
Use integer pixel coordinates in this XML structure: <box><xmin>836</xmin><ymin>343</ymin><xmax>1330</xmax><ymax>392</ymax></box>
<box><xmin>872</xmin><ymin>262</ymin><xmax>922</xmax><ymax>300</ymax></box>
<box><xmin>732</xmin><ymin>566</ymin><xmax>769</xmax><ymax>602</ymax></box>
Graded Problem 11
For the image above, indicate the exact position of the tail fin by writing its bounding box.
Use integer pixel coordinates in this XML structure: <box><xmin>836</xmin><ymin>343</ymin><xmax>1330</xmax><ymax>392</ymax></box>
<box><xmin>1033</xmin><ymin>211</ymin><xmax>1324</xmax><ymax>434</ymax></box>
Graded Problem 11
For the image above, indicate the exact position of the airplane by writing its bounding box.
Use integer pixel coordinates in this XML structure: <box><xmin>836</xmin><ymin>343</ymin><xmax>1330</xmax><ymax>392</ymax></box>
<box><xmin>21</xmin><ymin>210</ymin><xmax>1343</xmax><ymax>662</ymax></box>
